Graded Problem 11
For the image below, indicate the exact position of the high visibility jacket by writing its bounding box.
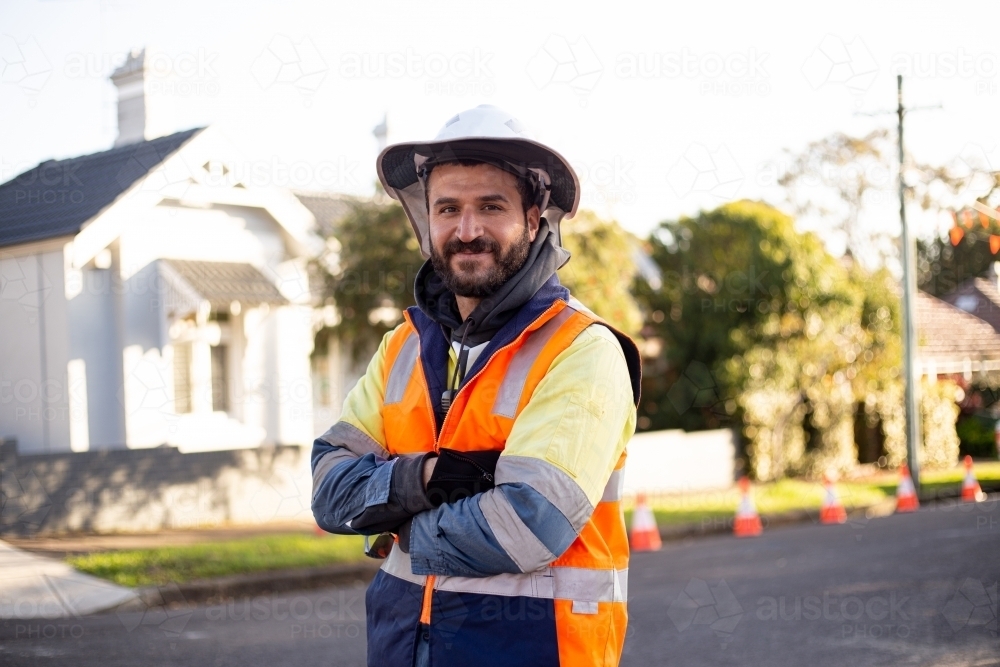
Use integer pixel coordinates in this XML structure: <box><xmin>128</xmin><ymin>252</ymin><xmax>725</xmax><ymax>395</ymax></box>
<box><xmin>312</xmin><ymin>279</ymin><xmax>641</xmax><ymax>667</ymax></box>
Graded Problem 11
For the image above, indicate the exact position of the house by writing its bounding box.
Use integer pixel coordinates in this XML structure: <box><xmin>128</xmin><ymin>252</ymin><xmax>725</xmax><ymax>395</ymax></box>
<box><xmin>943</xmin><ymin>262</ymin><xmax>1000</xmax><ymax>337</ymax></box>
<box><xmin>917</xmin><ymin>289</ymin><xmax>1000</xmax><ymax>380</ymax></box>
<box><xmin>0</xmin><ymin>49</ymin><xmax>344</xmax><ymax>535</ymax></box>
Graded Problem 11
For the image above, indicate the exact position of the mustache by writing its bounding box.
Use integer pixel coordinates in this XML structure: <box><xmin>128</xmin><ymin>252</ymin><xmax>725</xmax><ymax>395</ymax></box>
<box><xmin>442</xmin><ymin>237</ymin><xmax>501</xmax><ymax>258</ymax></box>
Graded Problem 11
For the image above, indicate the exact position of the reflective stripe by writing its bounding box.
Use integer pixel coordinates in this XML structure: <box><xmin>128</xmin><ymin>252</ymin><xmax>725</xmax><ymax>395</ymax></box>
<box><xmin>311</xmin><ymin>447</ymin><xmax>357</xmax><ymax>499</ymax></box>
<box><xmin>491</xmin><ymin>306</ymin><xmax>576</xmax><ymax>418</ymax></box>
<box><xmin>567</xmin><ymin>297</ymin><xmax>597</xmax><ymax>319</ymax></box>
<box><xmin>382</xmin><ymin>545</ymin><xmax>426</xmax><ymax>585</ymax></box>
<box><xmin>384</xmin><ymin>332</ymin><xmax>419</xmax><ymax>405</ymax></box>
<box><xmin>479</xmin><ymin>487</ymin><xmax>557</xmax><ymax>573</ymax></box>
<box><xmin>600</xmin><ymin>469</ymin><xmax>624</xmax><ymax>503</ymax></box>
<box><xmin>496</xmin><ymin>456</ymin><xmax>594</xmax><ymax>531</ymax></box>
<box><xmin>382</xmin><ymin>546</ymin><xmax>627</xmax><ymax>602</ymax></box>
<box><xmin>317</xmin><ymin>421</ymin><xmax>389</xmax><ymax>458</ymax></box>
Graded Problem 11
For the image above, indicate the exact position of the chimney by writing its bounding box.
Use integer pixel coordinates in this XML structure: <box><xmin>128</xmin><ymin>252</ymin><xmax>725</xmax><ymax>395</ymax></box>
<box><xmin>110</xmin><ymin>48</ymin><xmax>149</xmax><ymax>146</ymax></box>
<box><xmin>372</xmin><ymin>113</ymin><xmax>388</xmax><ymax>152</ymax></box>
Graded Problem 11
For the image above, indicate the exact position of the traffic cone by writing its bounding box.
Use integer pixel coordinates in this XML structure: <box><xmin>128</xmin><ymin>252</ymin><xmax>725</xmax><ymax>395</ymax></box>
<box><xmin>733</xmin><ymin>477</ymin><xmax>763</xmax><ymax>537</ymax></box>
<box><xmin>629</xmin><ymin>494</ymin><xmax>662</xmax><ymax>552</ymax></box>
<box><xmin>961</xmin><ymin>455</ymin><xmax>985</xmax><ymax>503</ymax></box>
<box><xmin>895</xmin><ymin>464</ymin><xmax>919</xmax><ymax>513</ymax></box>
<box><xmin>819</xmin><ymin>474</ymin><xmax>847</xmax><ymax>524</ymax></box>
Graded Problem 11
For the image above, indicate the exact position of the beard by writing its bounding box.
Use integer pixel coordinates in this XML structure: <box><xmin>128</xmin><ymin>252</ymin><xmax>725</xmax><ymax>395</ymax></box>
<box><xmin>430</xmin><ymin>224</ymin><xmax>532</xmax><ymax>298</ymax></box>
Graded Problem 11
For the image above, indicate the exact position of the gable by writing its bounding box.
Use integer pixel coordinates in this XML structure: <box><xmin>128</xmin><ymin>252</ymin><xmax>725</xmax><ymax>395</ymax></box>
<box><xmin>0</xmin><ymin>128</ymin><xmax>203</xmax><ymax>249</ymax></box>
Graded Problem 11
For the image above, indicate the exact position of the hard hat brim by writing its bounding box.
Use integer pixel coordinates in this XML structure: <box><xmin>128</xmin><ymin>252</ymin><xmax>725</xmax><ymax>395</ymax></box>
<box><xmin>377</xmin><ymin>136</ymin><xmax>580</xmax><ymax>259</ymax></box>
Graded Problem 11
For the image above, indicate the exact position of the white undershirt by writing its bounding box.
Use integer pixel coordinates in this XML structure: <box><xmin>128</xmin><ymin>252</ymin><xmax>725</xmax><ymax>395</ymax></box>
<box><xmin>450</xmin><ymin>340</ymin><xmax>489</xmax><ymax>386</ymax></box>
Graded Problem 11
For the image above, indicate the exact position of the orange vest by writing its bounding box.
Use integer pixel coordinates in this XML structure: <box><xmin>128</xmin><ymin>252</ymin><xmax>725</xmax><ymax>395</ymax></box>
<box><xmin>379</xmin><ymin>298</ymin><xmax>635</xmax><ymax>666</ymax></box>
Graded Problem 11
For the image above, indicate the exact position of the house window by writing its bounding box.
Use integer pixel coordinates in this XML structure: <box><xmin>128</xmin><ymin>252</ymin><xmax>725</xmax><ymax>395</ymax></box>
<box><xmin>211</xmin><ymin>344</ymin><xmax>229</xmax><ymax>412</ymax></box>
<box><xmin>174</xmin><ymin>342</ymin><xmax>192</xmax><ymax>414</ymax></box>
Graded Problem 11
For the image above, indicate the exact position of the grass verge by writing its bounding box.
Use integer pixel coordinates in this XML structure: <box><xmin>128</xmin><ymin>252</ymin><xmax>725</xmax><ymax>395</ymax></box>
<box><xmin>68</xmin><ymin>533</ymin><xmax>367</xmax><ymax>588</ymax></box>
<box><xmin>626</xmin><ymin>460</ymin><xmax>1000</xmax><ymax>528</ymax></box>
<box><xmin>70</xmin><ymin>463</ymin><xmax>1000</xmax><ymax>586</ymax></box>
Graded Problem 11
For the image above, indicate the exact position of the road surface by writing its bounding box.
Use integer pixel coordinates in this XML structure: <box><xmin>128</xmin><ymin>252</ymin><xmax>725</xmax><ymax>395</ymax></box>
<box><xmin>2</xmin><ymin>500</ymin><xmax>997</xmax><ymax>666</ymax></box>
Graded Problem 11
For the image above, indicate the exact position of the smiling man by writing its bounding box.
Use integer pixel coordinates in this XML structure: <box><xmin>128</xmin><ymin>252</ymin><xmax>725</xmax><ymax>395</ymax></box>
<box><xmin>311</xmin><ymin>106</ymin><xmax>641</xmax><ymax>667</ymax></box>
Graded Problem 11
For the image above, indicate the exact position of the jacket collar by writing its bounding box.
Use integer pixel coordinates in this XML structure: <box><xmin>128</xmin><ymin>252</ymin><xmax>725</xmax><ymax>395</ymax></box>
<box><xmin>406</xmin><ymin>274</ymin><xmax>569</xmax><ymax>430</ymax></box>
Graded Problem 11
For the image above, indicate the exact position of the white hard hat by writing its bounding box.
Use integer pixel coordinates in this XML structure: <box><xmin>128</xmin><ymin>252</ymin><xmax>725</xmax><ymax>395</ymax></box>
<box><xmin>376</xmin><ymin>105</ymin><xmax>580</xmax><ymax>259</ymax></box>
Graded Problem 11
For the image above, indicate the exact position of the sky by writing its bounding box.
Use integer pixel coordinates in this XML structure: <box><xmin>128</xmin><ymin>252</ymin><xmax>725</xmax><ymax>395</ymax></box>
<box><xmin>3</xmin><ymin>0</ymin><xmax>1000</xmax><ymax>258</ymax></box>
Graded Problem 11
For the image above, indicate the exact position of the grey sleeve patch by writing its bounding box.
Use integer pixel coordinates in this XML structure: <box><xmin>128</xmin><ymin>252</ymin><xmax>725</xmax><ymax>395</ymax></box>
<box><xmin>494</xmin><ymin>455</ymin><xmax>595</xmax><ymax>531</ymax></box>
<box><xmin>317</xmin><ymin>421</ymin><xmax>389</xmax><ymax>458</ymax></box>
<box><xmin>311</xmin><ymin>447</ymin><xmax>357</xmax><ymax>500</ymax></box>
<box><xmin>384</xmin><ymin>333</ymin><xmax>419</xmax><ymax>405</ymax></box>
<box><xmin>479</xmin><ymin>490</ymin><xmax>557</xmax><ymax>573</ymax></box>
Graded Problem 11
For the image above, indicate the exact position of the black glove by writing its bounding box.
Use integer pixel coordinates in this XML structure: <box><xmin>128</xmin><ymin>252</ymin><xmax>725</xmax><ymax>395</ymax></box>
<box><xmin>349</xmin><ymin>452</ymin><xmax>436</xmax><ymax>534</ymax></box>
<box><xmin>425</xmin><ymin>449</ymin><xmax>501</xmax><ymax>507</ymax></box>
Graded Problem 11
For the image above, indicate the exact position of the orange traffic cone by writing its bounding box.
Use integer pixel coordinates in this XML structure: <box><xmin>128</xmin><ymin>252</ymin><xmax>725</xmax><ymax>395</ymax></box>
<box><xmin>819</xmin><ymin>474</ymin><xmax>847</xmax><ymax>524</ymax></box>
<box><xmin>961</xmin><ymin>455</ymin><xmax>985</xmax><ymax>503</ymax></box>
<box><xmin>895</xmin><ymin>464</ymin><xmax>919</xmax><ymax>513</ymax></box>
<box><xmin>630</xmin><ymin>493</ymin><xmax>662</xmax><ymax>552</ymax></box>
<box><xmin>733</xmin><ymin>477</ymin><xmax>763</xmax><ymax>537</ymax></box>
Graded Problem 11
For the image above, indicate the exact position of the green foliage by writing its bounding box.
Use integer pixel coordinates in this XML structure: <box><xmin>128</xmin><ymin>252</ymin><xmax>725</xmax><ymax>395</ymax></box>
<box><xmin>558</xmin><ymin>210</ymin><xmax>643</xmax><ymax>337</ymax></box>
<box><xmin>956</xmin><ymin>415</ymin><xmax>998</xmax><ymax>459</ymax></box>
<box><xmin>635</xmin><ymin>199</ymin><xmax>965</xmax><ymax>479</ymax></box>
<box><xmin>68</xmin><ymin>533</ymin><xmax>366</xmax><ymax>587</ymax></box>
<box><xmin>919</xmin><ymin>379</ymin><xmax>963</xmax><ymax>468</ymax></box>
<box><xmin>313</xmin><ymin>199</ymin><xmax>425</xmax><ymax>359</ymax></box>
<box><xmin>918</xmin><ymin>228</ymin><xmax>1000</xmax><ymax>298</ymax></box>
<box><xmin>634</xmin><ymin>200</ymin><xmax>854</xmax><ymax>436</ymax></box>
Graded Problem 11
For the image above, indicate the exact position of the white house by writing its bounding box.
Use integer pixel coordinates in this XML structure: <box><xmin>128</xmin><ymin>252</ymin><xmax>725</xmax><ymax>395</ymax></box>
<box><xmin>0</xmin><ymin>49</ymin><xmax>340</xmax><ymax>534</ymax></box>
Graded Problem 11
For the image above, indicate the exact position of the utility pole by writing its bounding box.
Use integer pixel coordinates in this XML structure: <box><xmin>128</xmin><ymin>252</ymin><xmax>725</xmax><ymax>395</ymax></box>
<box><xmin>897</xmin><ymin>75</ymin><xmax>923</xmax><ymax>491</ymax></box>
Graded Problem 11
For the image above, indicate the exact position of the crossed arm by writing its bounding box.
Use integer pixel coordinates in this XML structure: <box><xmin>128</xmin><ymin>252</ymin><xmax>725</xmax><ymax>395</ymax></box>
<box><xmin>311</xmin><ymin>324</ymin><xmax>635</xmax><ymax>577</ymax></box>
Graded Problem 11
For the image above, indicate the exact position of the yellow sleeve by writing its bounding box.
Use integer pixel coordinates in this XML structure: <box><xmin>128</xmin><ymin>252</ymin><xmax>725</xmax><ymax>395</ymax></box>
<box><xmin>501</xmin><ymin>323</ymin><xmax>636</xmax><ymax>506</ymax></box>
<box><xmin>336</xmin><ymin>328</ymin><xmax>398</xmax><ymax>447</ymax></box>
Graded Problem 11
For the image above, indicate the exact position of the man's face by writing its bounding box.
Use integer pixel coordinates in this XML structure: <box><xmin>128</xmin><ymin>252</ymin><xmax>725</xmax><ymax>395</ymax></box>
<box><xmin>427</xmin><ymin>162</ymin><xmax>540</xmax><ymax>299</ymax></box>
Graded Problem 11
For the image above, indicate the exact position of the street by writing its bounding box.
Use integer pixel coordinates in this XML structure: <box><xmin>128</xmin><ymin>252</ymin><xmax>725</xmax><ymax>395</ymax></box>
<box><xmin>2</xmin><ymin>502</ymin><xmax>997</xmax><ymax>666</ymax></box>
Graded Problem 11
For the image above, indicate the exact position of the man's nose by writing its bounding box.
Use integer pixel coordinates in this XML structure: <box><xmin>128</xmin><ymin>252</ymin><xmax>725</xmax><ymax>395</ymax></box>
<box><xmin>455</xmin><ymin>208</ymin><xmax>484</xmax><ymax>242</ymax></box>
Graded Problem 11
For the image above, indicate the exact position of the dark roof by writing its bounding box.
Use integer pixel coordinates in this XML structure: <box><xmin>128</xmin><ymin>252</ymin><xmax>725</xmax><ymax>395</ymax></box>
<box><xmin>917</xmin><ymin>291</ymin><xmax>1000</xmax><ymax>362</ymax></box>
<box><xmin>161</xmin><ymin>260</ymin><xmax>288</xmax><ymax>308</ymax></box>
<box><xmin>943</xmin><ymin>276</ymin><xmax>1000</xmax><ymax>335</ymax></box>
<box><xmin>0</xmin><ymin>128</ymin><xmax>204</xmax><ymax>249</ymax></box>
<box><xmin>293</xmin><ymin>190</ymin><xmax>359</xmax><ymax>238</ymax></box>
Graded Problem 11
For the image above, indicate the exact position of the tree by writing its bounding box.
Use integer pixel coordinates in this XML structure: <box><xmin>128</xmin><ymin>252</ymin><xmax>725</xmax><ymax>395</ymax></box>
<box><xmin>312</xmin><ymin>198</ymin><xmax>424</xmax><ymax>359</ymax></box>
<box><xmin>634</xmin><ymin>200</ymin><xmax>854</xmax><ymax>434</ymax></box>
<box><xmin>919</xmin><ymin>215</ymin><xmax>1000</xmax><ymax>297</ymax></box>
<box><xmin>634</xmin><ymin>200</ymin><xmax>952</xmax><ymax>479</ymax></box>
<box><xmin>773</xmin><ymin>127</ymin><xmax>984</xmax><ymax>270</ymax></box>
<box><xmin>775</xmin><ymin>128</ymin><xmax>895</xmax><ymax>266</ymax></box>
<box><xmin>558</xmin><ymin>210</ymin><xmax>642</xmax><ymax>338</ymax></box>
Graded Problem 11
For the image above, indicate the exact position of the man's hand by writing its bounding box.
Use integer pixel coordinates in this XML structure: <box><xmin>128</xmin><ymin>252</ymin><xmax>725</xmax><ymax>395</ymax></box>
<box><xmin>422</xmin><ymin>456</ymin><xmax>438</xmax><ymax>489</ymax></box>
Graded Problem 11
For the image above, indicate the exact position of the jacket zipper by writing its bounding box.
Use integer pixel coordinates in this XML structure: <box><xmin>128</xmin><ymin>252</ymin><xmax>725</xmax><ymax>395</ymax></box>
<box><xmin>403</xmin><ymin>301</ymin><xmax>564</xmax><ymax>627</ymax></box>
<box><xmin>445</xmin><ymin>450</ymin><xmax>495</xmax><ymax>483</ymax></box>
<box><xmin>432</xmin><ymin>301</ymin><xmax>564</xmax><ymax>451</ymax></box>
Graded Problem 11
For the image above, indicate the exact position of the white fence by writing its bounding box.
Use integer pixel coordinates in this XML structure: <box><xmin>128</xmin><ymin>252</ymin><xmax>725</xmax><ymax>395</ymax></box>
<box><xmin>623</xmin><ymin>428</ymin><xmax>737</xmax><ymax>496</ymax></box>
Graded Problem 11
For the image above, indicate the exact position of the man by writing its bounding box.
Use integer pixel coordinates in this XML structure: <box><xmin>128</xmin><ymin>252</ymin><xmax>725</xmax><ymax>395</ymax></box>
<box><xmin>312</xmin><ymin>105</ymin><xmax>641</xmax><ymax>667</ymax></box>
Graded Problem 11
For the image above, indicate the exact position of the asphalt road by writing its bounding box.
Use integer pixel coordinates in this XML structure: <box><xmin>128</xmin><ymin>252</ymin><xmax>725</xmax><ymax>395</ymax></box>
<box><xmin>2</xmin><ymin>500</ymin><xmax>998</xmax><ymax>667</ymax></box>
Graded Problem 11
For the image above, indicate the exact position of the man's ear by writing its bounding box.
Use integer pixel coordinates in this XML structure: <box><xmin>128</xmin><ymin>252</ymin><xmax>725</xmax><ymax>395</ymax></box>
<box><xmin>526</xmin><ymin>205</ymin><xmax>541</xmax><ymax>241</ymax></box>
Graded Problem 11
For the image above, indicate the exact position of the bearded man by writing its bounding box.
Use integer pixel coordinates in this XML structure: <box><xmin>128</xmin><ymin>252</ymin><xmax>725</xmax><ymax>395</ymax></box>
<box><xmin>311</xmin><ymin>105</ymin><xmax>640</xmax><ymax>667</ymax></box>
